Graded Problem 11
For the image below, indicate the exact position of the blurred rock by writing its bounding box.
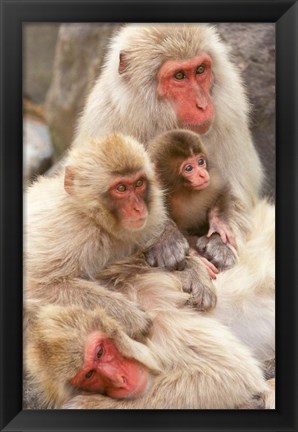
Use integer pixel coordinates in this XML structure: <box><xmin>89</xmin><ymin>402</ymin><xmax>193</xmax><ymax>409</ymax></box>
<box><xmin>45</xmin><ymin>23</ymin><xmax>120</xmax><ymax>157</ymax></box>
<box><xmin>23</xmin><ymin>99</ymin><xmax>53</xmax><ymax>184</ymax></box>
<box><xmin>23</xmin><ymin>24</ymin><xmax>59</xmax><ymax>103</ymax></box>
<box><xmin>217</xmin><ymin>24</ymin><xmax>275</xmax><ymax>199</ymax></box>
<box><xmin>45</xmin><ymin>23</ymin><xmax>275</xmax><ymax>198</ymax></box>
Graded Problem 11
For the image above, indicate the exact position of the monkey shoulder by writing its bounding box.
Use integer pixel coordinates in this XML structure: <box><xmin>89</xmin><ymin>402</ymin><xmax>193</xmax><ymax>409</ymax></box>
<box><xmin>25</xmin><ymin>182</ymin><xmax>111</xmax><ymax>280</ymax></box>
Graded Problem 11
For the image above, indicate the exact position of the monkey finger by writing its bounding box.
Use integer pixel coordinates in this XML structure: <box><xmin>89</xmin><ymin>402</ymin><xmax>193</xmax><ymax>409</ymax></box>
<box><xmin>189</xmin><ymin>284</ymin><xmax>217</xmax><ymax>311</ymax></box>
<box><xmin>219</xmin><ymin>231</ymin><xmax>228</xmax><ymax>244</ymax></box>
<box><xmin>207</xmin><ymin>228</ymin><xmax>227</xmax><ymax>243</ymax></box>
<box><xmin>199</xmin><ymin>256</ymin><xmax>219</xmax><ymax>279</ymax></box>
<box><xmin>207</xmin><ymin>268</ymin><xmax>217</xmax><ymax>280</ymax></box>
<box><xmin>189</xmin><ymin>247</ymin><xmax>200</xmax><ymax>257</ymax></box>
<box><xmin>226</xmin><ymin>233</ymin><xmax>237</xmax><ymax>249</ymax></box>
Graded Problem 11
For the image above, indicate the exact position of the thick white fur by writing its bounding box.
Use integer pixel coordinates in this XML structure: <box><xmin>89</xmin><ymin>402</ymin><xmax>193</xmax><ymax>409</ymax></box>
<box><xmin>63</xmin><ymin>200</ymin><xmax>275</xmax><ymax>409</ymax></box>
<box><xmin>73</xmin><ymin>24</ymin><xmax>264</xmax><ymax>223</ymax></box>
<box><xmin>212</xmin><ymin>199</ymin><xmax>275</xmax><ymax>362</ymax></box>
<box><xmin>64</xmin><ymin>269</ymin><xmax>270</xmax><ymax>408</ymax></box>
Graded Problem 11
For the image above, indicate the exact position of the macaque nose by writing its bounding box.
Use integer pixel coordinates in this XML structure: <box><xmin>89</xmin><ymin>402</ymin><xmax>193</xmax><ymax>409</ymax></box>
<box><xmin>195</xmin><ymin>92</ymin><xmax>208</xmax><ymax>111</ymax></box>
<box><xmin>133</xmin><ymin>201</ymin><xmax>145</xmax><ymax>213</ymax></box>
<box><xmin>114</xmin><ymin>375</ymin><xmax>127</xmax><ymax>387</ymax></box>
<box><xmin>196</xmin><ymin>100</ymin><xmax>208</xmax><ymax>111</ymax></box>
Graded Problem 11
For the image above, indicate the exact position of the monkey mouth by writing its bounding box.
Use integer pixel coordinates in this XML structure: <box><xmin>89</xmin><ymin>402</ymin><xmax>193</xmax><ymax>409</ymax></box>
<box><xmin>126</xmin><ymin>369</ymin><xmax>150</xmax><ymax>399</ymax></box>
<box><xmin>123</xmin><ymin>218</ymin><xmax>147</xmax><ymax>231</ymax></box>
<box><xmin>106</xmin><ymin>368</ymin><xmax>149</xmax><ymax>400</ymax></box>
<box><xmin>192</xmin><ymin>181</ymin><xmax>210</xmax><ymax>190</ymax></box>
<box><xmin>184</xmin><ymin>120</ymin><xmax>212</xmax><ymax>134</ymax></box>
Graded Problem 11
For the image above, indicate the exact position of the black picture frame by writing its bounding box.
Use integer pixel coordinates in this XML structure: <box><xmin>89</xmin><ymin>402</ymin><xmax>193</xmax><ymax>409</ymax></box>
<box><xmin>0</xmin><ymin>1</ymin><xmax>297</xmax><ymax>431</ymax></box>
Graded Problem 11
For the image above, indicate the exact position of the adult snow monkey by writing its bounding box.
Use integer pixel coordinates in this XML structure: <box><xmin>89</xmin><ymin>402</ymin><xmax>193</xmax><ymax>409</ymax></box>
<box><xmin>72</xmin><ymin>23</ymin><xmax>265</xmax><ymax>268</ymax></box>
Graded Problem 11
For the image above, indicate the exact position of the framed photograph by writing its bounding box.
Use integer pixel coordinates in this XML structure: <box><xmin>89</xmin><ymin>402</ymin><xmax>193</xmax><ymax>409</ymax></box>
<box><xmin>1</xmin><ymin>1</ymin><xmax>297</xmax><ymax>431</ymax></box>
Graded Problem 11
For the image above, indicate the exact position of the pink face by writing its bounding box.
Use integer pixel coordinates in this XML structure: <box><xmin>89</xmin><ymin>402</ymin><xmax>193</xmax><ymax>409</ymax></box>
<box><xmin>109</xmin><ymin>172</ymin><xmax>149</xmax><ymax>230</ymax></box>
<box><xmin>179</xmin><ymin>153</ymin><xmax>210</xmax><ymax>190</ymax></box>
<box><xmin>70</xmin><ymin>331</ymin><xmax>150</xmax><ymax>399</ymax></box>
<box><xmin>157</xmin><ymin>54</ymin><xmax>214</xmax><ymax>134</ymax></box>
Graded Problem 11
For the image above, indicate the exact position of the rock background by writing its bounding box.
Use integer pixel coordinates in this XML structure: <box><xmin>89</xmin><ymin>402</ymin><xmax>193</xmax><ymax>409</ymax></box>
<box><xmin>217</xmin><ymin>24</ymin><xmax>275</xmax><ymax>199</ymax></box>
<box><xmin>44</xmin><ymin>24</ymin><xmax>120</xmax><ymax>157</ymax></box>
<box><xmin>23</xmin><ymin>23</ymin><xmax>275</xmax><ymax>199</ymax></box>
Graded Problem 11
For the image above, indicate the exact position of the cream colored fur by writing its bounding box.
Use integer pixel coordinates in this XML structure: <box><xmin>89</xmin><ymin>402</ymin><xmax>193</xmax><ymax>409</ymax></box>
<box><xmin>73</xmin><ymin>24</ymin><xmax>264</xmax><ymax>238</ymax></box>
<box><xmin>63</xmin><ymin>200</ymin><xmax>275</xmax><ymax>409</ymax></box>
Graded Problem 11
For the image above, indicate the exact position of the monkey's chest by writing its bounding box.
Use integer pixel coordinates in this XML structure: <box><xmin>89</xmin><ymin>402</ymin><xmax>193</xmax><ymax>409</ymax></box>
<box><xmin>169</xmin><ymin>193</ymin><xmax>211</xmax><ymax>234</ymax></box>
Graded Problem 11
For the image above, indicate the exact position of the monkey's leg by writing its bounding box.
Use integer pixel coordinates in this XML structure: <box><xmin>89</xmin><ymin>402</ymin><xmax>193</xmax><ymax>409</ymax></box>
<box><xmin>26</xmin><ymin>278</ymin><xmax>152</xmax><ymax>341</ymax></box>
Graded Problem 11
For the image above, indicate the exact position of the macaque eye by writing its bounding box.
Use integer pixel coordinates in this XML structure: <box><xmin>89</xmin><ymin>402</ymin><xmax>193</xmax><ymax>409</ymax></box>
<box><xmin>174</xmin><ymin>71</ymin><xmax>185</xmax><ymax>80</ymax></box>
<box><xmin>135</xmin><ymin>179</ymin><xmax>144</xmax><ymax>188</ymax></box>
<box><xmin>97</xmin><ymin>346</ymin><xmax>104</xmax><ymax>359</ymax></box>
<box><xmin>198</xmin><ymin>158</ymin><xmax>206</xmax><ymax>166</ymax></box>
<box><xmin>116</xmin><ymin>184</ymin><xmax>127</xmax><ymax>192</ymax></box>
<box><xmin>85</xmin><ymin>369</ymin><xmax>95</xmax><ymax>379</ymax></box>
<box><xmin>184</xmin><ymin>164</ymin><xmax>193</xmax><ymax>172</ymax></box>
<box><xmin>196</xmin><ymin>64</ymin><xmax>206</xmax><ymax>75</ymax></box>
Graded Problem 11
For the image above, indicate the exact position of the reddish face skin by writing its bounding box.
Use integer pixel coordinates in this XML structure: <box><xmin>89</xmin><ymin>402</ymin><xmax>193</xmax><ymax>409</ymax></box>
<box><xmin>109</xmin><ymin>172</ymin><xmax>148</xmax><ymax>230</ymax></box>
<box><xmin>157</xmin><ymin>54</ymin><xmax>214</xmax><ymax>134</ymax></box>
<box><xmin>70</xmin><ymin>331</ymin><xmax>150</xmax><ymax>399</ymax></box>
<box><xmin>179</xmin><ymin>153</ymin><xmax>210</xmax><ymax>190</ymax></box>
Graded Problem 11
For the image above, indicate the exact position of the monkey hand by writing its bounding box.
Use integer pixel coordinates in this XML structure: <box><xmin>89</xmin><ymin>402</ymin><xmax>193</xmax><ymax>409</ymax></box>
<box><xmin>207</xmin><ymin>221</ymin><xmax>237</xmax><ymax>249</ymax></box>
<box><xmin>175</xmin><ymin>256</ymin><xmax>217</xmax><ymax>311</ymax></box>
<box><xmin>189</xmin><ymin>248</ymin><xmax>219</xmax><ymax>279</ymax></box>
<box><xmin>144</xmin><ymin>219</ymin><xmax>189</xmax><ymax>270</ymax></box>
<box><xmin>196</xmin><ymin>233</ymin><xmax>237</xmax><ymax>272</ymax></box>
<box><xmin>185</xmin><ymin>279</ymin><xmax>217</xmax><ymax>312</ymax></box>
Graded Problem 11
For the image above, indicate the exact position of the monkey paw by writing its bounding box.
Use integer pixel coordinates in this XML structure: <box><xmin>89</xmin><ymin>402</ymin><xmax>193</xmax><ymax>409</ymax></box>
<box><xmin>144</xmin><ymin>219</ymin><xmax>189</xmax><ymax>270</ymax></box>
<box><xmin>196</xmin><ymin>233</ymin><xmax>237</xmax><ymax>271</ymax></box>
<box><xmin>186</xmin><ymin>280</ymin><xmax>217</xmax><ymax>311</ymax></box>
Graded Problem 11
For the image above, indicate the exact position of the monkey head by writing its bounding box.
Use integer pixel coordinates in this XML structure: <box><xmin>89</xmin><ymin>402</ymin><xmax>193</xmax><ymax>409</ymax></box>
<box><xmin>64</xmin><ymin>133</ymin><xmax>166</xmax><ymax>237</ymax></box>
<box><xmin>116</xmin><ymin>24</ymin><xmax>219</xmax><ymax>135</ymax></box>
<box><xmin>157</xmin><ymin>54</ymin><xmax>214</xmax><ymax>134</ymax></box>
<box><xmin>25</xmin><ymin>304</ymin><xmax>160</xmax><ymax>406</ymax></box>
<box><xmin>149</xmin><ymin>129</ymin><xmax>210</xmax><ymax>192</ymax></box>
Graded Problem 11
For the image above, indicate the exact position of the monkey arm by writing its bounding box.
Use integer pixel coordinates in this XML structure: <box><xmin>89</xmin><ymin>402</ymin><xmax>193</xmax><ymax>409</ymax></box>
<box><xmin>207</xmin><ymin>205</ymin><xmax>237</xmax><ymax>248</ymax></box>
<box><xmin>196</xmin><ymin>193</ymin><xmax>242</xmax><ymax>271</ymax></box>
<box><xmin>25</xmin><ymin>278</ymin><xmax>152</xmax><ymax>341</ymax></box>
<box><xmin>97</xmin><ymin>252</ymin><xmax>217</xmax><ymax>312</ymax></box>
<box><xmin>144</xmin><ymin>218</ymin><xmax>189</xmax><ymax>270</ymax></box>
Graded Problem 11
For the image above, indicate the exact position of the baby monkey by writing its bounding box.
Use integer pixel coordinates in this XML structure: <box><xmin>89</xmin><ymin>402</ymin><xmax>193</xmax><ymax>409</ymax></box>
<box><xmin>149</xmin><ymin>129</ymin><xmax>237</xmax><ymax>271</ymax></box>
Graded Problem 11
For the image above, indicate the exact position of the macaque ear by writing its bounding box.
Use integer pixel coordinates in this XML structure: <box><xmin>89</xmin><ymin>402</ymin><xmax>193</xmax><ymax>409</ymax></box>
<box><xmin>64</xmin><ymin>166</ymin><xmax>76</xmax><ymax>195</ymax></box>
<box><xmin>119</xmin><ymin>50</ymin><xmax>129</xmax><ymax>74</ymax></box>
